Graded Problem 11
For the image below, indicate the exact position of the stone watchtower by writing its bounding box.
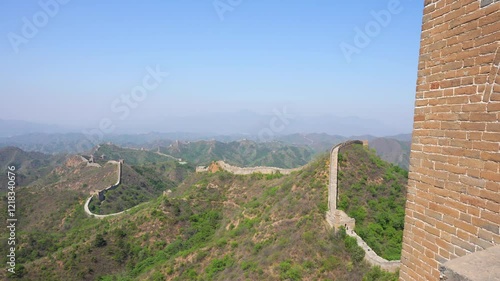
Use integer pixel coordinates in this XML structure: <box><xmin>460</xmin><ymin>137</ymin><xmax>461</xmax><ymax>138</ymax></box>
<box><xmin>400</xmin><ymin>0</ymin><xmax>500</xmax><ymax>280</ymax></box>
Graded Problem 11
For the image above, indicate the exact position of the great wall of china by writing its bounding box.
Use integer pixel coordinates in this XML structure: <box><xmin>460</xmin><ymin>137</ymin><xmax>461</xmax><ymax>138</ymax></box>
<box><xmin>325</xmin><ymin>140</ymin><xmax>400</xmax><ymax>272</ymax></box>
<box><xmin>81</xmin><ymin>141</ymin><xmax>401</xmax><ymax>270</ymax></box>
<box><xmin>196</xmin><ymin>140</ymin><xmax>401</xmax><ymax>271</ymax></box>
<box><xmin>83</xmin><ymin>160</ymin><xmax>129</xmax><ymax>219</ymax></box>
<box><xmin>195</xmin><ymin>160</ymin><xmax>304</xmax><ymax>175</ymax></box>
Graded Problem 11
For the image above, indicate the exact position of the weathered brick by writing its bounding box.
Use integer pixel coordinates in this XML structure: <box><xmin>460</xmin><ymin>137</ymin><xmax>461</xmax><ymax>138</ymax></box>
<box><xmin>487</xmin><ymin>102</ymin><xmax>500</xmax><ymax>112</ymax></box>
<box><xmin>461</xmin><ymin>103</ymin><xmax>487</xmax><ymax>112</ymax></box>
<box><xmin>481</xmin><ymin>151</ymin><xmax>500</xmax><ymax>162</ymax></box>
<box><xmin>485</xmin><ymin>181</ymin><xmax>500</xmax><ymax>192</ymax></box>
<box><xmin>453</xmin><ymin>85</ymin><xmax>477</xmax><ymax>96</ymax></box>
<box><xmin>450</xmin><ymin>139</ymin><xmax>473</xmax><ymax>149</ymax></box>
<box><xmin>451</xmin><ymin>236</ymin><xmax>476</xmax><ymax>252</ymax></box>
<box><xmin>401</xmin><ymin>2</ymin><xmax>500</xmax><ymax>279</ymax></box>
<box><xmin>482</xmin><ymin>132</ymin><xmax>500</xmax><ymax>142</ymax></box>
<box><xmin>460</xmin><ymin>122</ymin><xmax>486</xmax><ymax>131</ymax></box>
<box><xmin>472</xmin><ymin>141</ymin><xmax>499</xmax><ymax>151</ymax></box>
<box><xmin>458</xmin><ymin>157</ymin><xmax>485</xmax><ymax>169</ymax></box>
<box><xmin>486</xmin><ymin>123</ymin><xmax>500</xmax><ymax>132</ymax></box>
<box><xmin>480</xmin><ymin>189</ymin><xmax>500</xmax><ymax>204</ymax></box>
<box><xmin>481</xmin><ymin>210</ymin><xmax>500</xmax><ymax>225</ymax></box>
<box><xmin>454</xmin><ymin>219</ymin><xmax>479</xmax><ymax>235</ymax></box>
<box><xmin>469</xmin><ymin>112</ymin><xmax>497</xmax><ymax>121</ymax></box>
<box><xmin>467</xmin><ymin>131</ymin><xmax>483</xmax><ymax>140</ymax></box>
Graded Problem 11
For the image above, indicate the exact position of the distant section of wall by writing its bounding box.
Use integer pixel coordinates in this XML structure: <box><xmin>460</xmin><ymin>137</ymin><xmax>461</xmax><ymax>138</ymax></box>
<box><xmin>195</xmin><ymin>166</ymin><xmax>210</xmax><ymax>173</ymax></box>
<box><xmin>84</xmin><ymin>196</ymin><xmax>127</xmax><ymax>219</ymax></box>
<box><xmin>80</xmin><ymin>155</ymin><xmax>101</xmax><ymax>167</ymax></box>
<box><xmin>196</xmin><ymin>160</ymin><xmax>304</xmax><ymax>175</ymax></box>
<box><xmin>97</xmin><ymin>160</ymin><xmax>122</xmax><ymax>201</ymax></box>
<box><xmin>400</xmin><ymin>1</ymin><xmax>500</xmax><ymax>280</ymax></box>
<box><xmin>325</xmin><ymin>140</ymin><xmax>399</xmax><ymax>272</ymax></box>
<box><xmin>84</xmin><ymin>160</ymin><xmax>129</xmax><ymax>219</ymax></box>
<box><xmin>326</xmin><ymin>140</ymin><xmax>364</xmax><ymax>213</ymax></box>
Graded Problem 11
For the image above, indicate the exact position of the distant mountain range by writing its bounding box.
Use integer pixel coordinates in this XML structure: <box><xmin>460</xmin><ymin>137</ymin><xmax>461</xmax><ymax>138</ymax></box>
<box><xmin>0</xmin><ymin>133</ymin><xmax>412</xmax><ymax>169</ymax></box>
<box><xmin>159</xmin><ymin>139</ymin><xmax>315</xmax><ymax>168</ymax></box>
<box><xmin>0</xmin><ymin>147</ymin><xmax>66</xmax><ymax>188</ymax></box>
<box><xmin>0</xmin><ymin>118</ymin><xmax>412</xmax><ymax>169</ymax></box>
<box><xmin>369</xmin><ymin>137</ymin><xmax>411</xmax><ymax>169</ymax></box>
<box><xmin>1</xmin><ymin>111</ymin><xmax>410</xmax><ymax>138</ymax></box>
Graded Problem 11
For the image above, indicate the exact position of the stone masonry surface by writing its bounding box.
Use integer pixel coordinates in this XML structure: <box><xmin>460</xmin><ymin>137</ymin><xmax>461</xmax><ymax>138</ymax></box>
<box><xmin>400</xmin><ymin>0</ymin><xmax>500</xmax><ymax>280</ymax></box>
<box><xmin>440</xmin><ymin>245</ymin><xmax>500</xmax><ymax>280</ymax></box>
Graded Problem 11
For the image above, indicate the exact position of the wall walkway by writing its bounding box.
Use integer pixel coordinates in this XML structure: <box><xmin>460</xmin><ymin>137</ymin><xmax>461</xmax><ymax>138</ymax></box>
<box><xmin>83</xmin><ymin>160</ymin><xmax>131</xmax><ymax>219</ymax></box>
<box><xmin>325</xmin><ymin>140</ymin><xmax>401</xmax><ymax>272</ymax></box>
<box><xmin>196</xmin><ymin>160</ymin><xmax>304</xmax><ymax>175</ymax></box>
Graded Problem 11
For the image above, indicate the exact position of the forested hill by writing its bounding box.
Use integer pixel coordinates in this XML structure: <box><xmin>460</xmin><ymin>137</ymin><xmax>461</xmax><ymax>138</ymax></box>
<box><xmin>0</xmin><ymin>144</ymin><xmax>405</xmax><ymax>280</ymax></box>
<box><xmin>159</xmin><ymin>139</ymin><xmax>315</xmax><ymax>168</ymax></box>
<box><xmin>337</xmin><ymin>144</ymin><xmax>408</xmax><ymax>260</ymax></box>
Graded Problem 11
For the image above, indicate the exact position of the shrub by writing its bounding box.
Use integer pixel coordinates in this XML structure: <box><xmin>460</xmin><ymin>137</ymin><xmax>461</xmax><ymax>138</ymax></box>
<box><xmin>279</xmin><ymin>260</ymin><xmax>302</xmax><ymax>281</ymax></box>
<box><xmin>363</xmin><ymin>266</ymin><xmax>398</xmax><ymax>281</ymax></box>
<box><xmin>93</xmin><ymin>234</ymin><xmax>107</xmax><ymax>248</ymax></box>
<box><xmin>206</xmin><ymin>255</ymin><xmax>234</xmax><ymax>279</ymax></box>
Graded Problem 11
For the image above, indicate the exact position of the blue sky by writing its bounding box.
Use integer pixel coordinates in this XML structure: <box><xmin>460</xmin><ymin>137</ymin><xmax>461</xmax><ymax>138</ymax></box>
<box><xmin>0</xmin><ymin>0</ymin><xmax>424</xmax><ymax>134</ymax></box>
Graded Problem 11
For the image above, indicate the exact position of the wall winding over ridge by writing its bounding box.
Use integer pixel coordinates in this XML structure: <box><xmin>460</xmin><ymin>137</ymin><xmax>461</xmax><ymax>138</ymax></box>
<box><xmin>82</xmin><ymin>141</ymin><xmax>406</xmax><ymax>270</ymax></box>
<box><xmin>196</xmin><ymin>160</ymin><xmax>304</xmax><ymax>175</ymax></box>
<box><xmin>325</xmin><ymin>140</ymin><xmax>401</xmax><ymax>272</ymax></box>
<box><xmin>83</xmin><ymin>160</ymin><xmax>129</xmax><ymax>219</ymax></box>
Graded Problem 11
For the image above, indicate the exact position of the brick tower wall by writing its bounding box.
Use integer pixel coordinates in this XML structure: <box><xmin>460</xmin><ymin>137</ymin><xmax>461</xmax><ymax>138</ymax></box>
<box><xmin>400</xmin><ymin>0</ymin><xmax>500</xmax><ymax>280</ymax></box>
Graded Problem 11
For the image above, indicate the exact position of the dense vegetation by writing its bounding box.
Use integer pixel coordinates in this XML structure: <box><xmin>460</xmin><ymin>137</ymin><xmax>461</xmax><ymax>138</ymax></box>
<box><xmin>337</xmin><ymin>144</ymin><xmax>408</xmax><ymax>260</ymax></box>
<box><xmin>0</xmin><ymin>144</ymin><xmax>404</xmax><ymax>280</ymax></box>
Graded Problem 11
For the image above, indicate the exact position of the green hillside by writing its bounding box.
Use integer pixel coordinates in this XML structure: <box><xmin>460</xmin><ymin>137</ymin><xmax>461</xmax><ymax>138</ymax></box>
<box><xmin>160</xmin><ymin>139</ymin><xmax>314</xmax><ymax>168</ymax></box>
<box><xmin>0</xmin><ymin>145</ymin><xmax>404</xmax><ymax>280</ymax></box>
<box><xmin>88</xmin><ymin>161</ymin><xmax>193</xmax><ymax>215</ymax></box>
<box><xmin>92</xmin><ymin>144</ymin><xmax>181</xmax><ymax>166</ymax></box>
<box><xmin>337</xmin><ymin>144</ymin><xmax>408</xmax><ymax>260</ymax></box>
<box><xmin>0</xmin><ymin>147</ymin><xmax>65</xmax><ymax>189</ymax></box>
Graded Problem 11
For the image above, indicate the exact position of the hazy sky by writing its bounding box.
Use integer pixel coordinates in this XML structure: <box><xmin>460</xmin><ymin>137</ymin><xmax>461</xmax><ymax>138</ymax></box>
<box><xmin>0</xmin><ymin>0</ymin><xmax>423</xmax><ymax>134</ymax></box>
